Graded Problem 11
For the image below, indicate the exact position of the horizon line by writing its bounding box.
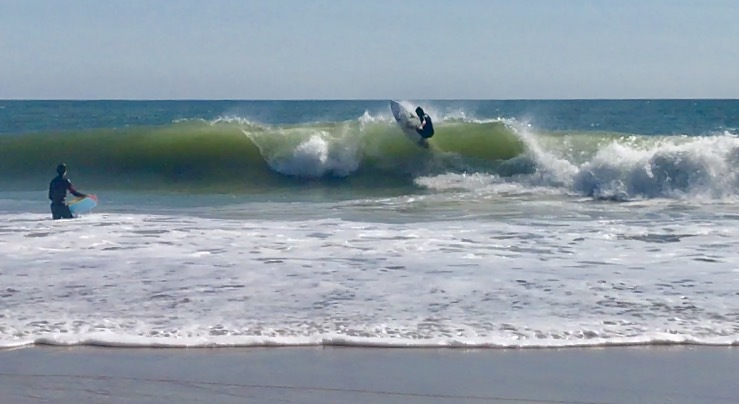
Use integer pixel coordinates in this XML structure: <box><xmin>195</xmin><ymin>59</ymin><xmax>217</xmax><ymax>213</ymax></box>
<box><xmin>2</xmin><ymin>97</ymin><xmax>738</xmax><ymax>102</ymax></box>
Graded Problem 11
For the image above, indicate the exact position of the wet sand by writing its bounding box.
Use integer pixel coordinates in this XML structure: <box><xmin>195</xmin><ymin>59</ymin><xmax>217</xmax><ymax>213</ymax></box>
<box><xmin>1</xmin><ymin>346</ymin><xmax>737</xmax><ymax>403</ymax></box>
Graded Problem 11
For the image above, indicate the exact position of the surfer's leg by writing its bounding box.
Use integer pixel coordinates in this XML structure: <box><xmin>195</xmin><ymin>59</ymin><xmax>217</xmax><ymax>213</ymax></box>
<box><xmin>51</xmin><ymin>203</ymin><xmax>73</xmax><ymax>220</ymax></box>
<box><xmin>61</xmin><ymin>205</ymin><xmax>73</xmax><ymax>219</ymax></box>
<box><xmin>51</xmin><ymin>203</ymin><xmax>63</xmax><ymax>220</ymax></box>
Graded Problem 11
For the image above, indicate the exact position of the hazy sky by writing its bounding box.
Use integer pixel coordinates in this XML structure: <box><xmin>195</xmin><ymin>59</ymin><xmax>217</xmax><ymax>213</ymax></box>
<box><xmin>2</xmin><ymin>0</ymin><xmax>738</xmax><ymax>99</ymax></box>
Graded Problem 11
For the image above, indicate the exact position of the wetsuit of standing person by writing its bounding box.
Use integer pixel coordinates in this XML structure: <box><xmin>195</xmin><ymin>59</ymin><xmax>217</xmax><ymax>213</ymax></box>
<box><xmin>415</xmin><ymin>107</ymin><xmax>435</xmax><ymax>139</ymax></box>
<box><xmin>49</xmin><ymin>163</ymin><xmax>87</xmax><ymax>220</ymax></box>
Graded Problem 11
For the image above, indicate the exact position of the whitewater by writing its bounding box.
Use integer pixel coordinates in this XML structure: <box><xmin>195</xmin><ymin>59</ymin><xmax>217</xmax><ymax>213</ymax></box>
<box><xmin>0</xmin><ymin>99</ymin><xmax>737</xmax><ymax>349</ymax></box>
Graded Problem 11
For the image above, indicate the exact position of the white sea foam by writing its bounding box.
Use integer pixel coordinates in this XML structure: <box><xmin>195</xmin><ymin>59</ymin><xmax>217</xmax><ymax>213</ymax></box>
<box><xmin>1</xmin><ymin>199</ymin><xmax>737</xmax><ymax>349</ymax></box>
<box><xmin>243</xmin><ymin>124</ymin><xmax>362</xmax><ymax>178</ymax></box>
<box><xmin>487</xmin><ymin>124</ymin><xmax>739</xmax><ymax>200</ymax></box>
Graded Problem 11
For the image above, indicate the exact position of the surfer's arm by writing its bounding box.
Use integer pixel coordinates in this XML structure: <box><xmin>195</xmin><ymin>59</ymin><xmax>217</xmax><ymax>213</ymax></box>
<box><xmin>67</xmin><ymin>181</ymin><xmax>86</xmax><ymax>198</ymax></box>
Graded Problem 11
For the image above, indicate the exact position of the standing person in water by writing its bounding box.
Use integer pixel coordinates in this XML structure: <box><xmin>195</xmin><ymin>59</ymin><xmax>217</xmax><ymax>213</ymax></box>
<box><xmin>48</xmin><ymin>163</ymin><xmax>87</xmax><ymax>220</ymax></box>
<box><xmin>415</xmin><ymin>107</ymin><xmax>435</xmax><ymax>139</ymax></box>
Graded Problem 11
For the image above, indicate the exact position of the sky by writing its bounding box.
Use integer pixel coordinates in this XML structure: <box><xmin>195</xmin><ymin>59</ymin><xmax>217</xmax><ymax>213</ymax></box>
<box><xmin>2</xmin><ymin>0</ymin><xmax>738</xmax><ymax>100</ymax></box>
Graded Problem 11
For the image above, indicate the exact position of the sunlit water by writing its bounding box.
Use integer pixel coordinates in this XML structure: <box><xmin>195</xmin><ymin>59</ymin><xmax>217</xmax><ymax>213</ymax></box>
<box><xmin>1</xmin><ymin>100</ymin><xmax>738</xmax><ymax>348</ymax></box>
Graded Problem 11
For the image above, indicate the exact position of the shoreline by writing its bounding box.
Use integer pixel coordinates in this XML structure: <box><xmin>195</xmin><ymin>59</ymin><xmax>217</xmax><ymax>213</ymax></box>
<box><xmin>1</xmin><ymin>346</ymin><xmax>737</xmax><ymax>403</ymax></box>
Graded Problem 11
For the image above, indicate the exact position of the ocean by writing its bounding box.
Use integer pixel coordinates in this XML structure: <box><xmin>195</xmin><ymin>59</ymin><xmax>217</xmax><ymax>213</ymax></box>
<box><xmin>0</xmin><ymin>99</ymin><xmax>737</xmax><ymax>349</ymax></box>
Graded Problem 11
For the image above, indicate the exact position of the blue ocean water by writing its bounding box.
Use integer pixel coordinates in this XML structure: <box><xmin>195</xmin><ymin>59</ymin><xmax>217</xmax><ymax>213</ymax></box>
<box><xmin>2</xmin><ymin>99</ymin><xmax>737</xmax><ymax>135</ymax></box>
<box><xmin>0</xmin><ymin>100</ymin><xmax>737</xmax><ymax>348</ymax></box>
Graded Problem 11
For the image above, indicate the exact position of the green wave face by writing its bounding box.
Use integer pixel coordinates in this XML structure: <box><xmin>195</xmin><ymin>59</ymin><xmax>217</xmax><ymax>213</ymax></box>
<box><xmin>0</xmin><ymin>118</ymin><xmax>526</xmax><ymax>192</ymax></box>
<box><xmin>3</xmin><ymin>116</ymin><xmax>738</xmax><ymax>200</ymax></box>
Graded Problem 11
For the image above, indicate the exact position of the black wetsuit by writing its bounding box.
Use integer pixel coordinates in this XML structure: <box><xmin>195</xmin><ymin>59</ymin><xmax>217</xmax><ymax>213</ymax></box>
<box><xmin>49</xmin><ymin>175</ymin><xmax>84</xmax><ymax>219</ymax></box>
<box><xmin>416</xmin><ymin>114</ymin><xmax>435</xmax><ymax>139</ymax></box>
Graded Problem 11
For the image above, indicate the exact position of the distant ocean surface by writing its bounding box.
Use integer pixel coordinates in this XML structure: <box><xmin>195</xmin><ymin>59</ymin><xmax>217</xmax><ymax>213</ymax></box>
<box><xmin>1</xmin><ymin>99</ymin><xmax>738</xmax><ymax>349</ymax></box>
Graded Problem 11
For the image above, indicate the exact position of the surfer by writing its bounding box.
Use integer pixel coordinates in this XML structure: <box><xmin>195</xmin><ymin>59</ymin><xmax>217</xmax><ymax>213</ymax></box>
<box><xmin>48</xmin><ymin>163</ymin><xmax>87</xmax><ymax>220</ymax></box>
<box><xmin>415</xmin><ymin>107</ymin><xmax>434</xmax><ymax>139</ymax></box>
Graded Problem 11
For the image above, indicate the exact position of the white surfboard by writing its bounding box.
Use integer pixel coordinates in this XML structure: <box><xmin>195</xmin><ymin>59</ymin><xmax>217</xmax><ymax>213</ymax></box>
<box><xmin>389</xmin><ymin>100</ymin><xmax>426</xmax><ymax>147</ymax></box>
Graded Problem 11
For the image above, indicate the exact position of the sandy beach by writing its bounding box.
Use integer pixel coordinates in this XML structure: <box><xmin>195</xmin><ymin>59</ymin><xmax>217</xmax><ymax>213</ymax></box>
<box><xmin>0</xmin><ymin>346</ymin><xmax>736</xmax><ymax>403</ymax></box>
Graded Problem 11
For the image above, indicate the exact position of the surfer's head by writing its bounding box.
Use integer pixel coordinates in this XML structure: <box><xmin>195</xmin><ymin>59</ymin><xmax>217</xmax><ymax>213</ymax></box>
<box><xmin>56</xmin><ymin>163</ymin><xmax>67</xmax><ymax>176</ymax></box>
<box><xmin>415</xmin><ymin>107</ymin><xmax>425</xmax><ymax>117</ymax></box>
